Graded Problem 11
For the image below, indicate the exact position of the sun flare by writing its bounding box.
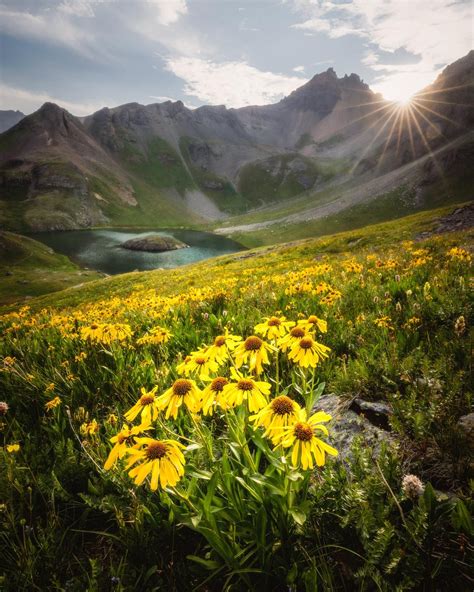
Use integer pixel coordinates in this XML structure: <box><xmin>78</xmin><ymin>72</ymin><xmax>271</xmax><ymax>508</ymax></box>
<box><xmin>395</xmin><ymin>94</ymin><xmax>413</xmax><ymax>106</ymax></box>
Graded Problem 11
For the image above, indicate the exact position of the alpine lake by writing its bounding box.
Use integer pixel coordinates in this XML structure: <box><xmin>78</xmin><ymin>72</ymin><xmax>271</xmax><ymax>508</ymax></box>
<box><xmin>29</xmin><ymin>228</ymin><xmax>245</xmax><ymax>275</ymax></box>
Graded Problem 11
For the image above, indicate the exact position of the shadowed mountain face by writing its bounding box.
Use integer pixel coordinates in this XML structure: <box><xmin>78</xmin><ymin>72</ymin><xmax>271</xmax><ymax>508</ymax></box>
<box><xmin>1</xmin><ymin>52</ymin><xmax>473</xmax><ymax>232</ymax></box>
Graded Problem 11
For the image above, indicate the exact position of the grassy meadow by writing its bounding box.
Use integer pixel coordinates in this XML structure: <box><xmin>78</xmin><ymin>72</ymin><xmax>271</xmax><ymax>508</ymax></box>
<box><xmin>0</xmin><ymin>207</ymin><xmax>472</xmax><ymax>591</ymax></box>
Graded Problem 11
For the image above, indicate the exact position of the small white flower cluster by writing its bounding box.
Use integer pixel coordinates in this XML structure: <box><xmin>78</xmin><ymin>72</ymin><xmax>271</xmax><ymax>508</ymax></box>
<box><xmin>402</xmin><ymin>474</ymin><xmax>424</xmax><ymax>498</ymax></box>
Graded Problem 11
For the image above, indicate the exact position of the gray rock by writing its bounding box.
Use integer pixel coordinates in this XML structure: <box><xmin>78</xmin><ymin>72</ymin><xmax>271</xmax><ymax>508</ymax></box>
<box><xmin>314</xmin><ymin>394</ymin><xmax>395</xmax><ymax>460</ymax></box>
<box><xmin>121</xmin><ymin>234</ymin><xmax>188</xmax><ymax>252</ymax></box>
<box><xmin>203</xmin><ymin>180</ymin><xmax>224</xmax><ymax>190</ymax></box>
<box><xmin>457</xmin><ymin>413</ymin><xmax>474</xmax><ymax>450</ymax></box>
<box><xmin>350</xmin><ymin>398</ymin><xmax>393</xmax><ymax>431</ymax></box>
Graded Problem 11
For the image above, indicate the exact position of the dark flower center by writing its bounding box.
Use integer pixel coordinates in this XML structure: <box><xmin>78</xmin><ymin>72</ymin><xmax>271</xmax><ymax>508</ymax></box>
<box><xmin>307</xmin><ymin>316</ymin><xmax>318</xmax><ymax>324</ymax></box>
<box><xmin>244</xmin><ymin>336</ymin><xmax>263</xmax><ymax>351</ymax></box>
<box><xmin>294</xmin><ymin>423</ymin><xmax>313</xmax><ymax>441</ymax></box>
<box><xmin>195</xmin><ymin>356</ymin><xmax>206</xmax><ymax>365</ymax></box>
<box><xmin>117</xmin><ymin>433</ymin><xmax>135</xmax><ymax>445</ymax></box>
<box><xmin>267</xmin><ymin>317</ymin><xmax>281</xmax><ymax>327</ymax></box>
<box><xmin>140</xmin><ymin>394</ymin><xmax>155</xmax><ymax>406</ymax></box>
<box><xmin>211</xmin><ymin>377</ymin><xmax>228</xmax><ymax>392</ymax></box>
<box><xmin>214</xmin><ymin>336</ymin><xmax>226</xmax><ymax>347</ymax></box>
<box><xmin>146</xmin><ymin>441</ymin><xmax>167</xmax><ymax>459</ymax></box>
<box><xmin>173</xmin><ymin>379</ymin><xmax>193</xmax><ymax>396</ymax></box>
<box><xmin>290</xmin><ymin>327</ymin><xmax>305</xmax><ymax>338</ymax></box>
<box><xmin>271</xmin><ymin>396</ymin><xmax>294</xmax><ymax>415</ymax></box>
<box><xmin>299</xmin><ymin>337</ymin><xmax>314</xmax><ymax>350</ymax></box>
<box><xmin>237</xmin><ymin>379</ymin><xmax>254</xmax><ymax>391</ymax></box>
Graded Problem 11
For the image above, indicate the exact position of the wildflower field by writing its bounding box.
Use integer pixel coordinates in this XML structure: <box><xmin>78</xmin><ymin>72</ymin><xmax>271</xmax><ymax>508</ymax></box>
<box><xmin>0</xmin><ymin>206</ymin><xmax>472</xmax><ymax>591</ymax></box>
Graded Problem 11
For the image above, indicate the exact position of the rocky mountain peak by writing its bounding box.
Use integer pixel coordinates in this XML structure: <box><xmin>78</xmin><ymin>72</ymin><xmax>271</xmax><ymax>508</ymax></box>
<box><xmin>280</xmin><ymin>67</ymin><xmax>343</xmax><ymax>114</ymax></box>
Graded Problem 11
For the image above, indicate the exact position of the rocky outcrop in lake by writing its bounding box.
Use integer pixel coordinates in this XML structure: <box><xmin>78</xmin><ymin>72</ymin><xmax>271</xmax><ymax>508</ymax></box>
<box><xmin>120</xmin><ymin>234</ymin><xmax>188</xmax><ymax>252</ymax></box>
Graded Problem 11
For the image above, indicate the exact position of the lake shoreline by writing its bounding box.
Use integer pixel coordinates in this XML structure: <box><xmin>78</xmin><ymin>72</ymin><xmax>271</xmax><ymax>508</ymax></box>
<box><xmin>26</xmin><ymin>228</ymin><xmax>246</xmax><ymax>276</ymax></box>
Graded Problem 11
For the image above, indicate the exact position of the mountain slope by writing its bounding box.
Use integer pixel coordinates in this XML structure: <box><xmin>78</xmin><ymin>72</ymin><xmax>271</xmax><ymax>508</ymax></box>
<box><xmin>0</xmin><ymin>52</ymin><xmax>472</xmax><ymax>233</ymax></box>
<box><xmin>0</xmin><ymin>109</ymin><xmax>25</xmax><ymax>133</ymax></box>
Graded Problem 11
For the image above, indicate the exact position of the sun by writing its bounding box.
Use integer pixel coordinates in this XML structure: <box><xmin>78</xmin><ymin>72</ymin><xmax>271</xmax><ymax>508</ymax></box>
<box><xmin>372</xmin><ymin>72</ymin><xmax>426</xmax><ymax>106</ymax></box>
<box><xmin>381</xmin><ymin>86</ymin><xmax>414</xmax><ymax>106</ymax></box>
<box><xmin>395</xmin><ymin>94</ymin><xmax>413</xmax><ymax>106</ymax></box>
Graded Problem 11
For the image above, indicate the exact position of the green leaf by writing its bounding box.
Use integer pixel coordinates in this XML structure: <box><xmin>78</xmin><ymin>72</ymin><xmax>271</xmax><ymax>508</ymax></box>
<box><xmin>289</xmin><ymin>507</ymin><xmax>307</xmax><ymax>526</ymax></box>
<box><xmin>187</xmin><ymin>469</ymin><xmax>212</xmax><ymax>480</ymax></box>
<box><xmin>306</xmin><ymin>381</ymin><xmax>325</xmax><ymax>414</ymax></box>
<box><xmin>191</xmin><ymin>513</ymin><xmax>202</xmax><ymax>528</ymax></box>
<box><xmin>187</xmin><ymin>555</ymin><xmax>221</xmax><ymax>571</ymax></box>
<box><xmin>452</xmin><ymin>500</ymin><xmax>473</xmax><ymax>535</ymax></box>
<box><xmin>421</xmin><ymin>483</ymin><xmax>436</xmax><ymax>512</ymax></box>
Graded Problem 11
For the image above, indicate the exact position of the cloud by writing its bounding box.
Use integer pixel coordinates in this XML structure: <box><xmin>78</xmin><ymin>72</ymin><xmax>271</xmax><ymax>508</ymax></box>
<box><xmin>149</xmin><ymin>0</ymin><xmax>188</xmax><ymax>26</ymax></box>
<box><xmin>0</xmin><ymin>84</ymin><xmax>106</xmax><ymax>116</ymax></box>
<box><xmin>292</xmin><ymin>17</ymin><xmax>365</xmax><ymax>39</ymax></box>
<box><xmin>1</xmin><ymin>1</ymin><xmax>190</xmax><ymax>62</ymax></box>
<box><xmin>293</xmin><ymin>65</ymin><xmax>305</xmax><ymax>73</ymax></box>
<box><xmin>0</xmin><ymin>6</ymin><xmax>101</xmax><ymax>60</ymax></box>
<box><xmin>164</xmin><ymin>57</ymin><xmax>307</xmax><ymax>107</ymax></box>
<box><xmin>58</xmin><ymin>0</ymin><xmax>95</xmax><ymax>18</ymax></box>
<box><xmin>290</xmin><ymin>0</ymin><xmax>473</xmax><ymax>98</ymax></box>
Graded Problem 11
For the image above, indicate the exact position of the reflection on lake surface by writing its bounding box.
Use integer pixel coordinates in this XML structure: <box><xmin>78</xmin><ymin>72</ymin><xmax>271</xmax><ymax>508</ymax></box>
<box><xmin>30</xmin><ymin>228</ymin><xmax>245</xmax><ymax>275</ymax></box>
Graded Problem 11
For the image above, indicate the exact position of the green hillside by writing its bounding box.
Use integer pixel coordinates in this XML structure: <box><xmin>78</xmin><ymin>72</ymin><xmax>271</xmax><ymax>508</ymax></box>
<box><xmin>0</xmin><ymin>231</ymin><xmax>102</xmax><ymax>305</ymax></box>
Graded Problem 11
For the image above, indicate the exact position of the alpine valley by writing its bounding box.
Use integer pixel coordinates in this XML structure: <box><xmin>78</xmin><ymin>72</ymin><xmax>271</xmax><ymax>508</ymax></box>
<box><xmin>0</xmin><ymin>51</ymin><xmax>473</xmax><ymax>244</ymax></box>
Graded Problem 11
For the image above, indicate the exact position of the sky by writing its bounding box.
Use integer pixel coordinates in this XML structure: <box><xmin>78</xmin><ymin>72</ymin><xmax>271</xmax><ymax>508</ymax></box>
<box><xmin>0</xmin><ymin>0</ymin><xmax>472</xmax><ymax>116</ymax></box>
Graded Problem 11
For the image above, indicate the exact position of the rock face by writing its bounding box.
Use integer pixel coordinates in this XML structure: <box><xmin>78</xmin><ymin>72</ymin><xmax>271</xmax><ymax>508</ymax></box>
<box><xmin>120</xmin><ymin>234</ymin><xmax>188</xmax><ymax>252</ymax></box>
<box><xmin>457</xmin><ymin>413</ymin><xmax>474</xmax><ymax>451</ymax></box>
<box><xmin>314</xmin><ymin>394</ymin><xmax>395</xmax><ymax>459</ymax></box>
<box><xmin>1</xmin><ymin>51</ymin><xmax>472</xmax><ymax>231</ymax></box>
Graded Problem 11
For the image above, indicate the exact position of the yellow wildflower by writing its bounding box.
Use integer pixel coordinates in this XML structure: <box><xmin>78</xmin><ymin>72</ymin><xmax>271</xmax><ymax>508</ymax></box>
<box><xmin>6</xmin><ymin>444</ymin><xmax>20</xmax><ymax>453</ymax></box>
<box><xmin>234</xmin><ymin>335</ymin><xmax>273</xmax><ymax>375</ymax></box>
<box><xmin>126</xmin><ymin>437</ymin><xmax>186</xmax><ymax>490</ymax></box>
<box><xmin>278</xmin><ymin>411</ymin><xmax>337</xmax><ymax>469</ymax></box>
<box><xmin>278</xmin><ymin>326</ymin><xmax>309</xmax><ymax>352</ymax></box>
<box><xmin>447</xmin><ymin>247</ymin><xmax>472</xmax><ymax>262</ymax></box>
<box><xmin>104</xmin><ymin>422</ymin><xmax>150</xmax><ymax>470</ymax></box>
<box><xmin>374</xmin><ymin>316</ymin><xmax>394</xmax><ymax>330</ymax></box>
<box><xmin>287</xmin><ymin>336</ymin><xmax>331</xmax><ymax>368</ymax></box>
<box><xmin>80</xmin><ymin>322</ymin><xmax>132</xmax><ymax>345</ymax></box>
<box><xmin>45</xmin><ymin>396</ymin><xmax>61</xmax><ymax>411</ymax></box>
<box><xmin>176</xmin><ymin>349</ymin><xmax>219</xmax><ymax>381</ymax></box>
<box><xmin>297</xmin><ymin>315</ymin><xmax>328</xmax><ymax>334</ymax></box>
<box><xmin>201</xmin><ymin>377</ymin><xmax>229</xmax><ymax>416</ymax></box>
<box><xmin>206</xmin><ymin>330</ymin><xmax>242</xmax><ymax>363</ymax></box>
<box><xmin>124</xmin><ymin>386</ymin><xmax>160</xmax><ymax>423</ymax></box>
<box><xmin>220</xmin><ymin>368</ymin><xmax>271</xmax><ymax>412</ymax></box>
<box><xmin>80</xmin><ymin>419</ymin><xmax>99</xmax><ymax>437</ymax></box>
<box><xmin>254</xmin><ymin>316</ymin><xmax>295</xmax><ymax>341</ymax></box>
<box><xmin>156</xmin><ymin>379</ymin><xmax>202</xmax><ymax>419</ymax></box>
<box><xmin>136</xmin><ymin>326</ymin><xmax>172</xmax><ymax>346</ymax></box>
<box><xmin>250</xmin><ymin>395</ymin><xmax>303</xmax><ymax>444</ymax></box>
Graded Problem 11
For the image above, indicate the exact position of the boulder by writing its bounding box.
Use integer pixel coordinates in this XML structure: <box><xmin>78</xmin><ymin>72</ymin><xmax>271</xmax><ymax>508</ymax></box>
<box><xmin>457</xmin><ymin>413</ymin><xmax>474</xmax><ymax>451</ymax></box>
<box><xmin>314</xmin><ymin>394</ymin><xmax>395</xmax><ymax>459</ymax></box>
<box><xmin>120</xmin><ymin>234</ymin><xmax>188</xmax><ymax>253</ymax></box>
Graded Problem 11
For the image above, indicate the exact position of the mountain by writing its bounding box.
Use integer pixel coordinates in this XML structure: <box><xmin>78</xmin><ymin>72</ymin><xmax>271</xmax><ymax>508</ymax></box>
<box><xmin>0</xmin><ymin>110</ymin><xmax>25</xmax><ymax>133</ymax></box>
<box><xmin>0</xmin><ymin>52</ymin><xmax>472</xmax><ymax>233</ymax></box>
